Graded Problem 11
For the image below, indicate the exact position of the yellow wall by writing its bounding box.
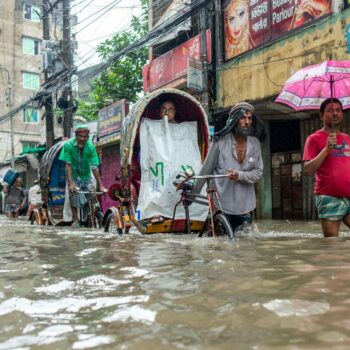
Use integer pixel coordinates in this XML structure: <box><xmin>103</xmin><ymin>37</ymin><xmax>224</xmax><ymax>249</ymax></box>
<box><xmin>218</xmin><ymin>9</ymin><xmax>350</xmax><ymax>108</ymax></box>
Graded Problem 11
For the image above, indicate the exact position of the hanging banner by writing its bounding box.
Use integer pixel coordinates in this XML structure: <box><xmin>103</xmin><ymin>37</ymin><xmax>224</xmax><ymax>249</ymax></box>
<box><xmin>223</xmin><ymin>0</ymin><xmax>332</xmax><ymax>60</ymax></box>
<box><xmin>143</xmin><ymin>30</ymin><xmax>211</xmax><ymax>92</ymax></box>
<box><xmin>187</xmin><ymin>58</ymin><xmax>203</xmax><ymax>92</ymax></box>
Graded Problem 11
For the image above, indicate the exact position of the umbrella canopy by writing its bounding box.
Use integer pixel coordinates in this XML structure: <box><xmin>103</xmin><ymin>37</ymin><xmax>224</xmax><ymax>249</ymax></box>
<box><xmin>275</xmin><ymin>60</ymin><xmax>350</xmax><ymax>111</ymax></box>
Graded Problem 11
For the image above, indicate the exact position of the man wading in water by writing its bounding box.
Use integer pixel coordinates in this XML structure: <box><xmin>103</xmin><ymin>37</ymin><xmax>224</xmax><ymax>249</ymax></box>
<box><xmin>192</xmin><ymin>101</ymin><xmax>265</xmax><ymax>234</ymax></box>
<box><xmin>303</xmin><ymin>98</ymin><xmax>350</xmax><ymax>237</ymax></box>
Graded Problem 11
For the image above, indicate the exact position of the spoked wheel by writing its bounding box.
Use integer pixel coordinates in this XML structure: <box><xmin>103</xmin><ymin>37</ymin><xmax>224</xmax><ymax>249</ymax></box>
<box><xmin>94</xmin><ymin>209</ymin><xmax>104</xmax><ymax>228</ymax></box>
<box><xmin>213</xmin><ymin>213</ymin><xmax>235</xmax><ymax>240</ymax></box>
<box><xmin>104</xmin><ymin>212</ymin><xmax>124</xmax><ymax>235</ymax></box>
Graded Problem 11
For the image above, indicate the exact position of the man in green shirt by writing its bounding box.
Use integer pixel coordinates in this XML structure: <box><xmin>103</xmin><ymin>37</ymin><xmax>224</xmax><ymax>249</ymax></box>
<box><xmin>59</xmin><ymin>124</ymin><xmax>107</xmax><ymax>226</ymax></box>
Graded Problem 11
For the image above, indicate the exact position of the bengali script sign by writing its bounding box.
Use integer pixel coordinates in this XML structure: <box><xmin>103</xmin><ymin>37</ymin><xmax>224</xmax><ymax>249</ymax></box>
<box><xmin>224</xmin><ymin>0</ymin><xmax>332</xmax><ymax>60</ymax></box>
<box><xmin>143</xmin><ymin>30</ymin><xmax>211</xmax><ymax>92</ymax></box>
<box><xmin>98</xmin><ymin>100</ymin><xmax>128</xmax><ymax>140</ymax></box>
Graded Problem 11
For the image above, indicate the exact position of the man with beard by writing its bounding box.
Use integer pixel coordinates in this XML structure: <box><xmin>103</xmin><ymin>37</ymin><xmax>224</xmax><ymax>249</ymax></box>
<box><xmin>59</xmin><ymin>125</ymin><xmax>107</xmax><ymax>227</ymax></box>
<box><xmin>193</xmin><ymin>102</ymin><xmax>265</xmax><ymax>234</ymax></box>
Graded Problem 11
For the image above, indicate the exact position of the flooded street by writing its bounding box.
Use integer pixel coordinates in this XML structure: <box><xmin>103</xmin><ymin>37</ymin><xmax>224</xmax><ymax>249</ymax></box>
<box><xmin>1</xmin><ymin>217</ymin><xmax>350</xmax><ymax>349</ymax></box>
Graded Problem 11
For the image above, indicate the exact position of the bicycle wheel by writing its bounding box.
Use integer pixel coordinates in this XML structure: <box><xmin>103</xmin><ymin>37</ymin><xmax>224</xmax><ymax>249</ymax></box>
<box><xmin>213</xmin><ymin>213</ymin><xmax>235</xmax><ymax>240</ymax></box>
<box><xmin>94</xmin><ymin>209</ymin><xmax>104</xmax><ymax>228</ymax></box>
<box><xmin>104</xmin><ymin>212</ymin><xmax>123</xmax><ymax>235</ymax></box>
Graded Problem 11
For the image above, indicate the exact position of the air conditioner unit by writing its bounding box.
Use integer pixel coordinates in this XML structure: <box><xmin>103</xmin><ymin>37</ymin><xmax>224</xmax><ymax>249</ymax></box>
<box><xmin>71</xmin><ymin>40</ymin><xmax>78</xmax><ymax>50</ymax></box>
<box><xmin>41</xmin><ymin>49</ymin><xmax>54</xmax><ymax>71</ymax></box>
<box><xmin>70</xmin><ymin>15</ymin><xmax>78</xmax><ymax>27</ymax></box>
<box><xmin>42</xmin><ymin>40</ymin><xmax>54</xmax><ymax>50</ymax></box>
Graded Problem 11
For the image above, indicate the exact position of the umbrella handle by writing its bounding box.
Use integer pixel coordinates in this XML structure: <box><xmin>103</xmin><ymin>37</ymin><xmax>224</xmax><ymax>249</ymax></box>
<box><xmin>330</xmin><ymin>74</ymin><xmax>335</xmax><ymax>132</ymax></box>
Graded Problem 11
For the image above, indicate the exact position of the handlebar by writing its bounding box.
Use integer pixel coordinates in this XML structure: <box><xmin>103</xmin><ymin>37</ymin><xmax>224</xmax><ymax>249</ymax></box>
<box><xmin>189</xmin><ymin>174</ymin><xmax>229</xmax><ymax>179</ymax></box>
<box><xmin>76</xmin><ymin>191</ymin><xmax>105</xmax><ymax>195</ymax></box>
<box><xmin>174</xmin><ymin>173</ymin><xmax>230</xmax><ymax>192</ymax></box>
<box><xmin>176</xmin><ymin>173</ymin><xmax>229</xmax><ymax>180</ymax></box>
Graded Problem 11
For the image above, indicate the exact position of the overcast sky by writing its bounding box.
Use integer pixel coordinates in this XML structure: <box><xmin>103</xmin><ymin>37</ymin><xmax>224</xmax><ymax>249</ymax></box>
<box><xmin>73</xmin><ymin>0</ymin><xmax>142</xmax><ymax>69</ymax></box>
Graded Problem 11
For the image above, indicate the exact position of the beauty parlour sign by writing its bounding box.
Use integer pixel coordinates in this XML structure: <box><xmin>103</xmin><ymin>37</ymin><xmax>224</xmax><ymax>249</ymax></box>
<box><xmin>142</xmin><ymin>30</ymin><xmax>211</xmax><ymax>92</ymax></box>
<box><xmin>224</xmin><ymin>0</ymin><xmax>332</xmax><ymax>60</ymax></box>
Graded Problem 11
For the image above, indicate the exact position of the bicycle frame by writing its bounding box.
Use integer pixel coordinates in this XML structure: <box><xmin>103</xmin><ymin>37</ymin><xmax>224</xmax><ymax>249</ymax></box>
<box><xmin>172</xmin><ymin>174</ymin><xmax>228</xmax><ymax>236</ymax></box>
<box><xmin>77</xmin><ymin>190</ymin><xmax>103</xmax><ymax>228</ymax></box>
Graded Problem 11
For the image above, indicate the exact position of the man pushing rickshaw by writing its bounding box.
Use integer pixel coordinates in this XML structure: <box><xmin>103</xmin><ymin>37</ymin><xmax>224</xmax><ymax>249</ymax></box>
<box><xmin>103</xmin><ymin>89</ymin><xmax>265</xmax><ymax>238</ymax></box>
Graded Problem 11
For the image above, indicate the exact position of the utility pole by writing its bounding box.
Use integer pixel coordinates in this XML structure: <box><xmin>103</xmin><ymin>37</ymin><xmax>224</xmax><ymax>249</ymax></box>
<box><xmin>0</xmin><ymin>66</ymin><xmax>15</xmax><ymax>168</ymax></box>
<box><xmin>62</xmin><ymin>0</ymin><xmax>73</xmax><ymax>138</ymax></box>
<box><xmin>43</xmin><ymin>0</ymin><xmax>55</xmax><ymax>149</ymax></box>
<box><xmin>200</xmin><ymin>7</ymin><xmax>209</xmax><ymax>116</ymax></box>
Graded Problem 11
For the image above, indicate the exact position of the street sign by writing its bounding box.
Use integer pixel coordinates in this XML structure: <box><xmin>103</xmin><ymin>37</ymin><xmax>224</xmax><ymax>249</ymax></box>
<box><xmin>98</xmin><ymin>100</ymin><xmax>128</xmax><ymax>140</ymax></box>
<box><xmin>187</xmin><ymin>57</ymin><xmax>203</xmax><ymax>92</ymax></box>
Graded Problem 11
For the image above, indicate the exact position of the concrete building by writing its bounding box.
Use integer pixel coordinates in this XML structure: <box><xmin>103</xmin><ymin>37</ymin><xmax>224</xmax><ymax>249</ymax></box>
<box><xmin>0</xmin><ymin>1</ymin><xmax>46</xmax><ymax>165</ymax></box>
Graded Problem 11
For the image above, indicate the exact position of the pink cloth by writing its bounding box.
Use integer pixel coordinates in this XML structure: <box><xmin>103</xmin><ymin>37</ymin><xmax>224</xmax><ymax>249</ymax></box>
<box><xmin>303</xmin><ymin>130</ymin><xmax>350</xmax><ymax>197</ymax></box>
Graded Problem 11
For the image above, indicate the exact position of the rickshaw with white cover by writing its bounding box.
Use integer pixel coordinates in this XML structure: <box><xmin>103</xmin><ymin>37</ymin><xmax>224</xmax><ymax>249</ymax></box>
<box><xmin>102</xmin><ymin>88</ymin><xmax>233</xmax><ymax>237</ymax></box>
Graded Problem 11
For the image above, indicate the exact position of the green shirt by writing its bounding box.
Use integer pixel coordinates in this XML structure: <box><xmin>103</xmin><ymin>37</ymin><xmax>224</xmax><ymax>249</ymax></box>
<box><xmin>59</xmin><ymin>138</ymin><xmax>100</xmax><ymax>181</ymax></box>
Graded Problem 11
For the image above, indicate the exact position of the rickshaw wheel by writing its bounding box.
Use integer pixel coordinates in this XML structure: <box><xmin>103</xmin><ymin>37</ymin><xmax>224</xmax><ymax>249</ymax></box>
<box><xmin>213</xmin><ymin>213</ymin><xmax>235</xmax><ymax>240</ymax></box>
<box><xmin>104</xmin><ymin>212</ymin><xmax>124</xmax><ymax>235</ymax></box>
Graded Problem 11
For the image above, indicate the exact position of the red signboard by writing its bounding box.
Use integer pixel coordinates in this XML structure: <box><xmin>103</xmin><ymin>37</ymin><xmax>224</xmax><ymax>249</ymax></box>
<box><xmin>143</xmin><ymin>30</ymin><xmax>211</xmax><ymax>92</ymax></box>
<box><xmin>224</xmin><ymin>0</ymin><xmax>332</xmax><ymax>60</ymax></box>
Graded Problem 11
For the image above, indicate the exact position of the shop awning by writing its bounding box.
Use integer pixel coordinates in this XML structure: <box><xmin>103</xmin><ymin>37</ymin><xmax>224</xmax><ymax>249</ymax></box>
<box><xmin>20</xmin><ymin>146</ymin><xmax>46</xmax><ymax>155</ymax></box>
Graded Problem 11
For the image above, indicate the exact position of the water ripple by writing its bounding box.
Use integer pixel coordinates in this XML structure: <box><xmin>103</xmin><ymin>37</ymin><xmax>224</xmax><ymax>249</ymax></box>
<box><xmin>263</xmin><ymin>298</ymin><xmax>330</xmax><ymax>317</ymax></box>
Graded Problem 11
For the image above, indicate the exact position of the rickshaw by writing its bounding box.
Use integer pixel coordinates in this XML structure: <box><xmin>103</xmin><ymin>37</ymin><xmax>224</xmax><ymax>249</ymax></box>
<box><xmin>30</xmin><ymin>141</ymin><xmax>103</xmax><ymax>227</ymax></box>
<box><xmin>102</xmin><ymin>88</ymin><xmax>233</xmax><ymax>237</ymax></box>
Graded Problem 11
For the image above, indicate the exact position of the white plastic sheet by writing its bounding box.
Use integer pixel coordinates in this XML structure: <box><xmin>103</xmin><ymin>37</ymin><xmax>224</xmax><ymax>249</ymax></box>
<box><xmin>137</xmin><ymin>118</ymin><xmax>208</xmax><ymax>221</ymax></box>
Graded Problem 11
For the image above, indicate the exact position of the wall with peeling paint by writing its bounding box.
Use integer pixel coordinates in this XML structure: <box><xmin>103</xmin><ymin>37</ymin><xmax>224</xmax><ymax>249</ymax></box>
<box><xmin>217</xmin><ymin>9</ymin><xmax>350</xmax><ymax>108</ymax></box>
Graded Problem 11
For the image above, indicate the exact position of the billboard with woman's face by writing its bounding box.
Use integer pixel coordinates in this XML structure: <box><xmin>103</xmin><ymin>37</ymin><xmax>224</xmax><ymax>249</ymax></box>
<box><xmin>224</xmin><ymin>0</ymin><xmax>332</xmax><ymax>60</ymax></box>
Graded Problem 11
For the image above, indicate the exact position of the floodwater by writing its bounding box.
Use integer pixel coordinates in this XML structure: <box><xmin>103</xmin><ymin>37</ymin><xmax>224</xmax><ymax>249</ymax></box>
<box><xmin>1</xmin><ymin>217</ymin><xmax>350</xmax><ymax>350</ymax></box>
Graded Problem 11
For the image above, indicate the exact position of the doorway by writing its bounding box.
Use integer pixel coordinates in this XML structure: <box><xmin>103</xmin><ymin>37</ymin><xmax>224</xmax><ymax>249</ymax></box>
<box><xmin>270</xmin><ymin>120</ymin><xmax>303</xmax><ymax>219</ymax></box>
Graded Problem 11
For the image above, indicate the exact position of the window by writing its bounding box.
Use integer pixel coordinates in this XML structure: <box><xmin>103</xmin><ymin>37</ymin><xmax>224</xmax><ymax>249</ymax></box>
<box><xmin>22</xmin><ymin>72</ymin><xmax>40</xmax><ymax>90</ymax></box>
<box><xmin>21</xmin><ymin>141</ymin><xmax>39</xmax><ymax>152</ymax></box>
<box><xmin>23</xmin><ymin>107</ymin><xmax>39</xmax><ymax>123</ymax></box>
<box><xmin>24</xmin><ymin>4</ymin><xmax>41</xmax><ymax>22</ymax></box>
<box><xmin>23</xmin><ymin>37</ymin><xmax>40</xmax><ymax>55</ymax></box>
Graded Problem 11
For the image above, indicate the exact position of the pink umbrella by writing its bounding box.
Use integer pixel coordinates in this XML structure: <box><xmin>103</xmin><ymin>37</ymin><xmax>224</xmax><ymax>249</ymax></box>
<box><xmin>275</xmin><ymin>60</ymin><xmax>350</xmax><ymax>111</ymax></box>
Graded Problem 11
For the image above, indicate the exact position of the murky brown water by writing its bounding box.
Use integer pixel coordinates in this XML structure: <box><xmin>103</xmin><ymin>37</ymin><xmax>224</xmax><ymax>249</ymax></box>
<box><xmin>1</xmin><ymin>217</ymin><xmax>350</xmax><ymax>349</ymax></box>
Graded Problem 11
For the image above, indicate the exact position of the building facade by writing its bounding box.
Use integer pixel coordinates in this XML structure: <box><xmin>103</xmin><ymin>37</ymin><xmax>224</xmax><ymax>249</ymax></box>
<box><xmin>0</xmin><ymin>1</ymin><xmax>45</xmax><ymax>164</ymax></box>
<box><xmin>145</xmin><ymin>0</ymin><xmax>350</xmax><ymax>221</ymax></box>
<box><xmin>217</xmin><ymin>0</ymin><xmax>350</xmax><ymax>220</ymax></box>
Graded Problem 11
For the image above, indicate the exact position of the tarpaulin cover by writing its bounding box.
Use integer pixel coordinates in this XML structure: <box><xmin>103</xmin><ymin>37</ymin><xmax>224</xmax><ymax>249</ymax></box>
<box><xmin>137</xmin><ymin>118</ymin><xmax>207</xmax><ymax>221</ymax></box>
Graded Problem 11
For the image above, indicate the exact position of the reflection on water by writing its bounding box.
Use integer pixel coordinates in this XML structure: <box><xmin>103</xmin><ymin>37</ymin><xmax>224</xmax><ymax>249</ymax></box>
<box><xmin>1</xmin><ymin>217</ymin><xmax>350</xmax><ymax>349</ymax></box>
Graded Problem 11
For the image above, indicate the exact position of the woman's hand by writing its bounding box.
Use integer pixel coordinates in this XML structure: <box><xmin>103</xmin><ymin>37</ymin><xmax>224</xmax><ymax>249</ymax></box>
<box><xmin>301</xmin><ymin>0</ymin><xmax>330</xmax><ymax>18</ymax></box>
